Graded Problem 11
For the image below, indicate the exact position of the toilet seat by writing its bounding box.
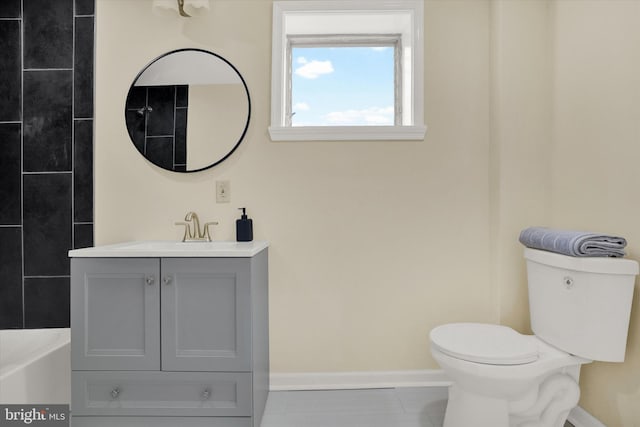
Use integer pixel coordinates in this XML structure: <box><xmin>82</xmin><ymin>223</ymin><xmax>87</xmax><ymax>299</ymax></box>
<box><xmin>430</xmin><ymin>323</ymin><xmax>539</xmax><ymax>365</ymax></box>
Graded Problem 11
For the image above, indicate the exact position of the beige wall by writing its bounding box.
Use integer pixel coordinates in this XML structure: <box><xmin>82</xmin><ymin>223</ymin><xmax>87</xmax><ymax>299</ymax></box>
<box><xmin>95</xmin><ymin>0</ymin><xmax>640</xmax><ymax>424</ymax></box>
<box><xmin>490</xmin><ymin>0</ymin><xmax>552</xmax><ymax>333</ymax></box>
<box><xmin>551</xmin><ymin>1</ymin><xmax>640</xmax><ymax>424</ymax></box>
<box><xmin>95</xmin><ymin>0</ymin><xmax>494</xmax><ymax>373</ymax></box>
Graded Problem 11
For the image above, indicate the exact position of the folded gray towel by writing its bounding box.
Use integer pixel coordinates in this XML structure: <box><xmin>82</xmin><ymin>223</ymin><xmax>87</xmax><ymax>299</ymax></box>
<box><xmin>519</xmin><ymin>227</ymin><xmax>627</xmax><ymax>257</ymax></box>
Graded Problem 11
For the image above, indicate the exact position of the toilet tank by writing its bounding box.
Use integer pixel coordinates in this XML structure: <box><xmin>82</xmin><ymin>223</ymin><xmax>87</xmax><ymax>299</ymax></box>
<box><xmin>525</xmin><ymin>248</ymin><xmax>638</xmax><ymax>362</ymax></box>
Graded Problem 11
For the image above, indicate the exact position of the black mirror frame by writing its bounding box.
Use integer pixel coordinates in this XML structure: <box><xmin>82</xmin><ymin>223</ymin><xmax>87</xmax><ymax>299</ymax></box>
<box><xmin>125</xmin><ymin>48</ymin><xmax>251</xmax><ymax>173</ymax></box>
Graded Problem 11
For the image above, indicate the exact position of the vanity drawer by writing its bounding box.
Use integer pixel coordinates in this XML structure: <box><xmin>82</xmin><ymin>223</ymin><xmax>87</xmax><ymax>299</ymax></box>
<box><xmin>71</xmin><ymin>371</ymin><xmax>252</xmax><ymax>417</ymax></box>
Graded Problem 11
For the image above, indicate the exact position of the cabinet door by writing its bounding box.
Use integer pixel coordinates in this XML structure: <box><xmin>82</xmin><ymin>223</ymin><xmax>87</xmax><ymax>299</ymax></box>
<box><xmin>161</xmin><ymin>258</ymin><xmax>251</xmax><ymax>372</ymax></box>
<box><xmin>71</xmin><ymin>258</ymin><xmax>160</xmax><ymax>370</ymax></box>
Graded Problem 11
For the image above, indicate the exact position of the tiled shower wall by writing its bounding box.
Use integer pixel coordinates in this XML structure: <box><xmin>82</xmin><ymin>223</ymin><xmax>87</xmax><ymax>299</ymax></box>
<box><xmin>0</xmin><ymin>0</ymin><xmax>94</xmax><ymax>329</ymax></box>
<box><xmin>126</xmin><ymin>85</ymin><xmax>189</xmax><ymax>171</ymax></box>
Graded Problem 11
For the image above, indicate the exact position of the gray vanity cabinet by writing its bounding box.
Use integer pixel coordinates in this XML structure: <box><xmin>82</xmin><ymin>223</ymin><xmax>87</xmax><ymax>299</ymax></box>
<box><xmin>71</xmin><ymin>258</ymin><xmax>161</xmax><ymax>371</ymax></box>
<box><xmin>69</xmin><ymin>247</ymin><xmax>269</xmax><ymax>427</ymax></box>
<box><xmin>161</xmin><ymin>258</ymin><xmax>251</xmax><ymax>372</ymax></box>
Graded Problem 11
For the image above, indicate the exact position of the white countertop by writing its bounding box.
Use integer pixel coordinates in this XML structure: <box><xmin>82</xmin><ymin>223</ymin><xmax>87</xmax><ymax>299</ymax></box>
<box><xmin>68</xmin><ymin>240</ymin><xmax>269</xmax><ymax>258</ymax></box>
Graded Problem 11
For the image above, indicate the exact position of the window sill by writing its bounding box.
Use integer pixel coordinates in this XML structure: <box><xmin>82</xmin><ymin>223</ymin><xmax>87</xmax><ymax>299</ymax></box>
<box><xmin>268</xmin><ymin>125</ymin><xmax>427</xmax><ymax>141</ymax></box>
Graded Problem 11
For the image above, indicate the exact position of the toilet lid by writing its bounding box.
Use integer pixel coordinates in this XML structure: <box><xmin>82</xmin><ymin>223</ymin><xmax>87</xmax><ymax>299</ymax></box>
<box><xmin>430</xmin><ymin>323</ymin><xmax>539</xmax><ymax>365</ymax></box>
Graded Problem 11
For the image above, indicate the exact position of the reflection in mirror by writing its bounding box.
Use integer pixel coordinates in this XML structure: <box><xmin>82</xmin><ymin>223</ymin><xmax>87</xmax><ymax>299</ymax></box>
<box><xmin>125</xmin><ymin>49</ymin><xmax>250</xmax><ymax>172</ymax></box>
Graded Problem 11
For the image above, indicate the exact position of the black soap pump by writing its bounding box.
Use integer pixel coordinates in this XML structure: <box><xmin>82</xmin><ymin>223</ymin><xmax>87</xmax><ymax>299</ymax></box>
<box><xmin>236</xmin><ymin>208</ymin><xmax>253</xmax><ymax>242</ymax></box>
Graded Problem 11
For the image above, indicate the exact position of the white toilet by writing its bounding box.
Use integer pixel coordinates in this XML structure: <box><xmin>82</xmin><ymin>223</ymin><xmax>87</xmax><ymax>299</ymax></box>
<box><xmin>430</xmin><ymin>248</ymin><xmax>639</xmax><ymax>427</ymax></box>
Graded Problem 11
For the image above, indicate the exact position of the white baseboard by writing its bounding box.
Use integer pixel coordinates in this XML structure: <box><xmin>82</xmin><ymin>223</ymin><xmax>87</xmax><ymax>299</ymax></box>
<box><xmin>269</xmin><ymin>369</ymin><xmax>451</xmax><ymax>391</ymax></box>
<box><xmin>568</xmin><ymin>406</ymin><xmax>607</xmax><ymax>427</ymax></box>
<box><xmin>269</xmin><ymin>369</ymin><xmax>605</xmax><ymax>427</ymax></box>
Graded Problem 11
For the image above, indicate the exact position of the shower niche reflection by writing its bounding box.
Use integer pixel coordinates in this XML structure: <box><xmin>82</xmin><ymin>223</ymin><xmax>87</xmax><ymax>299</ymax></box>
<box><xmin>125</xmin><ymin>49</ymin><xmax>251</xmax><ymax>173</ymax></box>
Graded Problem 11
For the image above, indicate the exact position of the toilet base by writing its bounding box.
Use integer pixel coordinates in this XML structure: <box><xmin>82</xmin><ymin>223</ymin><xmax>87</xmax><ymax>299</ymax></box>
<box><xmin>443</xmin><ymin>384</ymin><xmax>509</xmax><ymax>427</ymax></box>
<box><xmin>443</xmin><ymin>372</ymin><xmax>580</xmax><ymax>427</ymax></box>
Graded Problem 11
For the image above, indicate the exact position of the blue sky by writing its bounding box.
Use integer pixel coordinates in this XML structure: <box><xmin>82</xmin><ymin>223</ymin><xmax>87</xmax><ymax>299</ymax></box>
<box><xmin>291</xmin><ymin>46</ymin><xmax>395</xmax><ymax>126</ymax></box>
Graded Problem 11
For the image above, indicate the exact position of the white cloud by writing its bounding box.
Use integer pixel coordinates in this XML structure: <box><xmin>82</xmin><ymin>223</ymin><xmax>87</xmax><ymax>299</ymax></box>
<box><xmin>297</xmin><ymin>56</ymin><xmax>308</xmax><ymax>64</ymax></box>
<box><xmin>324</xmin><ymin>106</ymin><xmax>394</xmax><ymax>125</ymax></box>
<box><xmin>295</xmin><ymin>60</ymin><xmax>334</xmax><ymax>79</ymax></box>
<box><xmin>293</xmin><ymin>102</ymin><xmax>310</xmax><ymax>111</ymax></box>
<box><xmin>370</xmin><ymin>47</ymin><xmax>390</xmax><ymax>52</ymax></box>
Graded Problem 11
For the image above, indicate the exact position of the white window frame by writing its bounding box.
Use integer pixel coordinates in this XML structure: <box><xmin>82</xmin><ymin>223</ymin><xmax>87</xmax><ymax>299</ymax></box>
<box><xmin>269</xmin><ymin>0</ymin><xmax>426</xmax><ymax>141</ymax></box>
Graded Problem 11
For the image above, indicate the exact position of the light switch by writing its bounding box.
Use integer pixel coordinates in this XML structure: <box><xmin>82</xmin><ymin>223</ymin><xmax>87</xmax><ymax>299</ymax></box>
<box><xmin>216</xmin><ymin>180</ymin><xmax>230</xmax><ymax>203</ymax></box>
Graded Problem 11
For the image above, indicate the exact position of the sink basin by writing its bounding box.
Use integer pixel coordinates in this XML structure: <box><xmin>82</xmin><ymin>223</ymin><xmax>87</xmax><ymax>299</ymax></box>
<box><xmin>68</xmin><ymin>240</ymin><xmax>269</xmax><ymax>258</ymax></box>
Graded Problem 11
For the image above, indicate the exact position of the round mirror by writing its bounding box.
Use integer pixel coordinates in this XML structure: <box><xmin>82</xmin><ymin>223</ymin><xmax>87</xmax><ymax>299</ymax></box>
<box><xmin>125</xmin><ymin>49</ymin><xmax>251</xmax><ymax>172</ymax></box>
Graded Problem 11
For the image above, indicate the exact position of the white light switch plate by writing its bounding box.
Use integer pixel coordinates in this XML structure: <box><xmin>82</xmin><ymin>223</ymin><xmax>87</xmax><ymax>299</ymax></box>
<box><xmin>216</xmin><ymin>180</ymin><xmax>230</xmax><ymax>203</ymax></box>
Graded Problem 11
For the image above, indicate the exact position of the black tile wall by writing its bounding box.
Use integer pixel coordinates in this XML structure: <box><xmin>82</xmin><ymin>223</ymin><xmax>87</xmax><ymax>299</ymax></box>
<box><xmin>0</xmin><ymin>1</ymin><xmax>94</xmax><ymax>329</ymax></box>
<box><xmin>125</xmin><ymin>109</ymin><xmax>146</xmax><ymax>153</ymax></box>
<box><xmin>74</xmin><ymin>16</ymin><xmax>94</xmax><ymax>118</ymax></box>
<box><xmin>74</xmin><ymin>223</ymin><xmax>93</xmax><ymax>249</ymax></box>
<box><xmin>23</xmin><ymin>174</ymin><xmax>73</xmax><ymax>277</ymax></box>
<box><xmin>74</xmin><ymin>120</ymin><xmax>93</xmax><ymax>223</ymax></box>
<box><xmin>0</xmin><ymin>20</ymin><xmax>22</xmax><ymax>121</ymax></box>
<box><xmin>0</xmin><ymin>228</ymin><xmax>23</xmax><ymax>328</ymax></box>
<box><xmin>0</xmin><ymin>0</ymin><xmax>21</xmax><ymax>18</ymax></box>
<box><xmin>176</xmin><ymin>85</ymin><xmax>189</xmax><ymax>108</ymax></box>
<box><xmin>146</xmin><ymin>137</ymin><xmax>175</xmax><ymax>170</ymax></box>
<box><xmin>23</xmin><ymin>0</ymin><xmax>73</xmax><ymax>69</ymax></box>
<box><xmin>75</xmin><ymin>0</ymin><xmax>94</xmax><ymax>16</ymax></box>
<box><xmin>23</xmin><ymin>70</ymin><xmax>73</xmax><ymax>172</ymax></box>
<box><xmin>125</xmin><ymin>85</ymin><xmax>189</xmax><ymax>171</ymax></box>
<box><xmin>175</xmin><ymin>109</ymin><xmax>188</xmax><ymax>165</ymax></box>
<box><xmin>147</xmin><ymin>86</ymin><xmax>176</xmax><ymax>136</ymax></box>
<box><xmin>126</xmin><ymin>86</ymin><xmax>147</xmax><ymax>108</ymax></box>
<box><xmin>0</xmin><ymin>124</ymin><xmax>22</xmax><ymax>225</ymax></box>
<box><xmin>24</xmin><ymin>277</ymin><xmax>70</xmax><ymax>328</ymax></box>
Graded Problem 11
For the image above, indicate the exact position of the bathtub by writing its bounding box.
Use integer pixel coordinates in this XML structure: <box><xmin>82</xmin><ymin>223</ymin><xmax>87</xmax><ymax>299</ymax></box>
<box><xmin>0</xmin><ymin>328</ymin><xmax>70</xmax><ymax>404</ymax></box>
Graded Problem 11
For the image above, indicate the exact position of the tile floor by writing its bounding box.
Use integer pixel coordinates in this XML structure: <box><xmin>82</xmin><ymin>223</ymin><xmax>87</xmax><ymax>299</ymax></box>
<box><xmin>261</xmin><ymin>387</ymin><xmax>575</xmax><ymax>427</ymax></box>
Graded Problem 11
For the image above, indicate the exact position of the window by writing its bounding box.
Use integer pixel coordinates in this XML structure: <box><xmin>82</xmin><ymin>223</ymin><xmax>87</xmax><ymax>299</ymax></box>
<box><xmin>269</xmin><ymin>0</ymin><xmax>426</xmax><ymax>141</ymax></box>
<box><xmin>289</xmin><ymin>35</ymin><xmax>400</xmax><ymax>127</ymax></box>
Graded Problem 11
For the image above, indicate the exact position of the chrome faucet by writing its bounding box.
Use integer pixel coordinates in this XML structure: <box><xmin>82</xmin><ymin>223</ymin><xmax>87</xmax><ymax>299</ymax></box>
<box><xmin>175</xmin><ymin>212</ymin><xmax>218</xmax><ymax>242</ymax></box>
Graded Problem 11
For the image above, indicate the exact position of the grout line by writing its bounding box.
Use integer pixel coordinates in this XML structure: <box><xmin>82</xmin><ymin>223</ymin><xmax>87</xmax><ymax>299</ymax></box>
<box><xmin>74</xmin><ymin>0</ymin><xmax>95</xmax><ymax>19</ymax></box>
<box><xmin>72</xmin><ymin>11</ymin><xmax>76</xmax><ymax>249</ymax></box>
<box><xmin>24</xmin><ymin>68</ymin><xmax>73</xmax><ymax>72</ymax></box>
<box><xmin>23</xmin><ymin>171</ymin><xmax>73</xmax><ymax>175</ymax></box>
<box><xmin>173</xmin><ymin>86</ymin><xmax>177</xmax><ymax>169</ymax></box>
<box><xmin>91</xmin><ymin>12</ymin><xmax>95</xmax><ymax>244</ymax></box>
<box><xmin>144</xmin><ymin>88</ymin><xmax>149</xmax><ymax>155</ymax></box>
<box><xmin>20</xmin><ymin>0</ymin><xmax>25</xmax><ymax>329</ymax></box>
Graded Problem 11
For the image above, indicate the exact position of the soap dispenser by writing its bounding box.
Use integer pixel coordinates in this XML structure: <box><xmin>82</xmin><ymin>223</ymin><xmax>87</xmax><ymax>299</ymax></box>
<box><xmin>236</xmin><ymin>207</ymin><xmax>253</xmax><ymax>242</ymax></box>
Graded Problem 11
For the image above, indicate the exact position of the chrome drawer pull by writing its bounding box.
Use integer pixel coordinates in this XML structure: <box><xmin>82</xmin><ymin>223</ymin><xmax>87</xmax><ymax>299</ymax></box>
<box><xmin>111</xmin><ymin>387</ymin><xmax>121</xmax><ymax>399</ymax></box>
<box><xmin>163</xmin><ymin>276</ymin><xmax>172</xmax><ymax>285</ymax></box>
<box><xmin>145</xmin><ymin>276</ymin><xmax>155</xmax><ymax>285</ymax></box>
<box><xmin>201</xmin><ymin>388</ymin><xmax>211</xmax><ymax>400</ymax></box>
